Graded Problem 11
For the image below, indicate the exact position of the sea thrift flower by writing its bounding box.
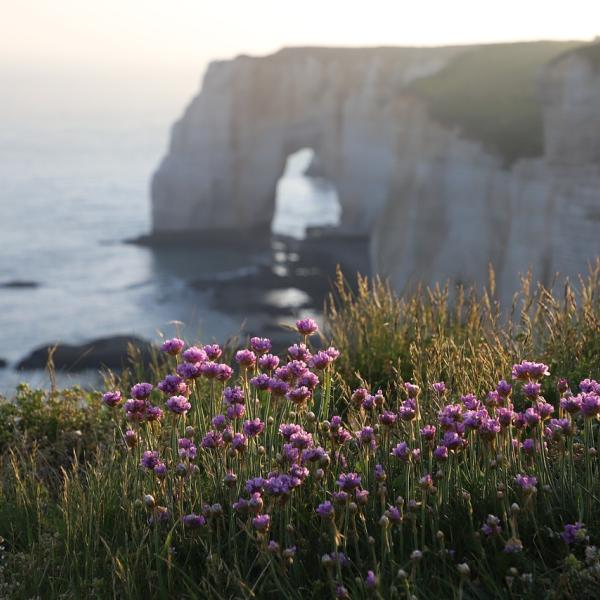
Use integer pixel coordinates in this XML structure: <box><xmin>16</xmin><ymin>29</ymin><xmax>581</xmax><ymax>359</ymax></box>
<box><xmin>405</xmin><ymin>382</ymin><xmax>420</xmax><ymax>398</ymax></box>
<box><xmin>269</xmin><ymin>379</ymin><xmax>289</xmax><ymax>397</ymax></box>
<box><xmin>243</xmin><ymin>418</ymin><xmax>265</xmax><ymax>437</ymax></box>
<box><xmin>158</xmin><ymin>375</ymin><xmax>188</xmax><ymax>395</ymax></box>
<box><xmin>557</xmin><ymin>378</ymin><xmax>570</xmax><ymax>394</ymax></box>
<box><xmin>536</xmin><ymin>401</ymin><xmax>554</xmax><ymax>420</ymax></box>
<box><xmin>286</xmin><ymin>386</ymin><xmax>312</xmax><ymax>406</ymax></box>
<box><xmin>309</xmin><ymin>351</ymin><xmax>333</xmax><ymax>370</ymax></box>
<box><xmin>561</xmin><ymin>522</ymin><xmax>588</xmax><ymax>545</ymax></box>
<box><xmin>298</xmin><ymin>371</ymin><xmax>320</xmax><ymax>390</ymax></box>
<box><xmin>433</xmin><ymin>445</ymin><xmax>449</xmax><ymax>461</ymax></box>
<box><xmin>216</xmin><ymin>363</ymin><xmax>233</xmax><ymax>381</ymax></box>
<box><xmin>391</xmin><ymin>442</ymin><xmax>411</xmax><ymax>461</ymax></box>
<box><xmin>124</xmin><ymin>429</ymin><xmax>137</xmax><ymax>447</ymax></box>
<box><xmin>432</xmin><ymin>381</ymin><xmax>446</xmax><ymax>395</ymax></box>
<box><xmin>200</xmin><ymin>430</ymin><xmax>223</xmax><ymax>449</ymax></box>
<box><xmin>258</xmin><ymin>353</ymin><xmax>280</xmax><ymax>371</ymax></box>
<box><xmin>442</xmin><ymin>431</ymin><xmax>465</xmax><ymax>450</ymax></box>
<box><xmin>279</xmin><ymin>423</ymin><xmax>303</xmax><ymax>441</ymax></box>
<box><xmin>178</xmin><ymin>438</ymin><xmax>197</xmax><ymax>460</ymax></box>
<box><xmin>337</xmin><ymin>472</ymin><xmax>361</xmax><ymax>491</ymax></box>
<box><xmin>161</xmin><ymin>337</ymin><xmax>185</xmax><ymax>355</ymax></box>
<box><xmin>123</xmin><ymin>398</ymin><xmax>146</xmax><ymax>422</ymax></box>
<box><xmin>325</xmin><ymin>346</ymin><xmax>340</xmax><ymax>361</ymax></box>
<box><xmin>522</xmin><ymin>438</ymin><xmax>536</xmax><ymax>455</ymax></box>
<box><xmin>203</xmin><ymin>344</ymin><xmax>222</xmax><ymax>360</ymax></box>
<box><xmin>581</xmin><ymin>393</ymin><xmax>600</xmax><ymax>417</ymax></box>
<box><xmin>580</xmin><ymin>378</ymin><xmax>600</xmax><ymax>394</ymax></box>
<box><xmin>523</xmin><ymin>382</ymin><xmax>541</xmax><ymax>399</ymax></box>
<box><xmin>439</xmin><ymin>404</ymin><xmax>463</xmax><ymax>429</ymax></box>
<box><xmin>183</xmin><ymin>513</ymin><xmax>206</xmax><ymax>528</ymax></box>
<box><xmin>166</xmin><ymin>395</ymin><xmax>191</xmax><ymax>415</ymax></box>
<box><xmin>145</xmin><ymin>404</ymin><xmax>163</xmax><ymax>422</ymax></box>
<box><xmin>288</xmin><ymin>343</ymin><xmax>311</xmax><ymax>361</ymax></box>
<box><xmin>561</xmin><ymin>395</ymin><xmax>582</xmax><ymax>414</ymax></box>
<box><xmin>524</xmin><ymin>407</ymin><xmax>541</xmax><ymax>426</ymax></box>
<box><xmin>223</xmin><ymin>386</ymin><xmax>245</xmax><ymax>406</ymax></box>
<box><xmin>316</xmin><ymin>501</ymin><xmax>334</xmax><ymax>518</ymax></box>
<box><xmin>511</xmin><ymin>360</ymin><xmax>550</xmax><ymax>381</ymax></box>
<box><xmin>462</xmin><ymin>394</ymin><xmax>481</xmax><ymax>410</ymax></box>
<box><xmin>226</xmin><ymin>403</ymin><xmax>245</xmax><ymax>420</ymax></box>
<box><xmin>548</xmin><ymin>418</ymin><xmax>574</xmax><ymax>438</ymax></box>
<box><xmin>232</xmin><ymin>433</ymin><xmax>248</xmax><ymax>452</ymax></box>
<box><xmin>182</xmin><ymin>346</ymin><xmax>207</xmax><ymax>363</ymax></box>
<box><xmin>515</xmin><ymin>474</ymin><xmax>538</xmax><ymax>494</ymax></box>
<box><xmin>131</xmin><ymin>382</ymin><xmax>153</xmax><ymax>400</ymax></box>
<box><xmin>420</xmin><ymin>425</ymin><xmax>437</xmax><ymax>441</ymax></box>
<box><xmin>419</xmin><ymin>474</ymin><xmax>434</xmax><ymax>490</ymax></box>
<box><xmin>286</xmin><ymin>360</ymin><xmax>308</xmax><ymax>379</ymax></box>
<box><xmin>296</xmin><ymin>318</ymin><xmax>319</xmax><ymax>336</ymax></box>
<box><xmin>379</xmin><ymin>410</ymin><xmax>397</xmax><ymax>426</ymax></box>
<box><xmin>102</xmin><ymin>390</ymin><xmax>121</xmax><ymax>407</ymax></box>
<box><xmin>374</xmin><ymin>464</ymin><xmax>386</xmax><ymax>481</ymax></box>
<box><xmin>504</xmin><ymin>538</ymin><xmax>523</xmax><ymax>553</ymax></box>
<box><xmin>362</xmin><ymin>394</ymin><xmax>376</xmax><ymax>410</ymax></box>
<box><xmin>481</xmin><ymin>514</ymin><xmax>502</xmax><ymax>537</ymax></box>
<box><xmin>478</xmin><ymin>418</ymin><xmax>501</xmax><ymax>441</ymax></box>
<box><xmin>351</xmin><ymin>388</ymin><xmax>369</xmax><ymax>406</ymax></box>
<box><xmin>357</xmin><ymin>426</ymin><xmax>377</xmax><ymax>450</ymax></box>
<box><xmin>290</xmin><ymin>430</ymin><xmax>313</xmax><ymax>449</ymax></box>
<box><xmin>212</xmin><ymin>414</ymin><xmax>227</xmax><ymax>430</ymax></box>
<box><xmin>252</xmin><ymin>514</ymin><xmax>271</xmax><ymax>532</ymax></box>
<box><xmin>386</xmin><ymin>506</ymin><xmax>401</xmax><ymax>523</ymax></box>
<box><xmin>250</xmin><ymin>337</ymin><xmax>272</xmax><ymax>355</ymax></box>
<box><xmin>365</xmin><ymin>570</ymin><xmax>377</xmax><ymax>590</ymax></box>
<box><xmin>140</xmin><ymin>450</ymin><xmax>159</xmax><ymax>470</ymax></box>
<box><xmin>177</xmin><ymin>362</ymin><xmax>201</xmax><ymax>379</ymax></box>
<box><xmin>497</xmin><ymin>407</ymin><xmax>515</xmax><ymax>427</ymax></box>
<box><xmin>497</xmin><ymin>380</ymin><xmax>512</xmax><ymax>397</ymax></box>
<box><xmin>250</xmin><ymin>373</ymin><xmax>271</xmax><ymax>390</ymax></box>
<box><xmin>398</xmin><ymin>400</ymin><xmax>417</xmax><ymax>421</ymax></box>
<box><xmin>153</xmin><ymin>462</ymin><xmax>167</xmax><ymax>478</ymax></box>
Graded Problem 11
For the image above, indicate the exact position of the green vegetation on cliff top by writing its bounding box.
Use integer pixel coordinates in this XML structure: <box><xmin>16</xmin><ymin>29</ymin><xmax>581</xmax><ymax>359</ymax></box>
<box><xmin>410</xmin><ymin>41</ymin><xmax>585</xmax><ymax>165</ymax></box>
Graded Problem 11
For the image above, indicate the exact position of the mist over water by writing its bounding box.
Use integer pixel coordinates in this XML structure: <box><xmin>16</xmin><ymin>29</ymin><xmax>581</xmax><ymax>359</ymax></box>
<box><xmin>0</xmin><ymin>70</ymin><xmax>340</xmax><ymax>394</ymax></box>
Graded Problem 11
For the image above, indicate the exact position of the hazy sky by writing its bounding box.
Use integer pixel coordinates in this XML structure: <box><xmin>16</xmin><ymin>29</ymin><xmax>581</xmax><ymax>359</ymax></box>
<box><xmin>3</xmin><ymin>0</ymin><xmax>599</xmax><ymax>71</ymax></box>
<box><xmin>1</xmin><ymin>1</ymin><xmax>598</xmax><ymax>121</ymax></box>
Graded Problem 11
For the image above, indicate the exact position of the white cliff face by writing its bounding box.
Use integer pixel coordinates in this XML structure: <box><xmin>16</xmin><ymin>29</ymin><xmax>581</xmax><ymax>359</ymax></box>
<box><xmin>152</xmin><ymin>47</ymin><xmax>463</xmax><ymax>235</ymax></box>
<box><xmin>152</xmin><ymin>44</ymin><xmax>600</xmax><ymax>303</ymax></box>
<box><xmin>371</xmin><ymin>49</ymin><xmax>600</xmax><ymax>303</ymax></box>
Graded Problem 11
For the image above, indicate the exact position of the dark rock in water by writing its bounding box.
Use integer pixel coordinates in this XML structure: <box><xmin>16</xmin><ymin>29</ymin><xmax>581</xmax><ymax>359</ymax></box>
<box><xmin>0</xmin><ymin>280</ymin><xmax>40</xmax><ymax>289</ymax></box>
<box><xmin>17</xmin><ymin>335</ymin><xmax>155</xmax><ymax>371</ymax></box>
<box><xmin>0</xmin><ymin>358</ymin><xmax>7</xmax><ymax>369</ymax></box>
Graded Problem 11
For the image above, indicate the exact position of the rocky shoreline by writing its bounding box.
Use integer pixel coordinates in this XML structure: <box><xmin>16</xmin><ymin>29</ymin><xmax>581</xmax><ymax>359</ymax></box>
<box><xmin>17</xmin><ymin>335</ymin><xmax>155</xmax><ymax>371</ymax></box>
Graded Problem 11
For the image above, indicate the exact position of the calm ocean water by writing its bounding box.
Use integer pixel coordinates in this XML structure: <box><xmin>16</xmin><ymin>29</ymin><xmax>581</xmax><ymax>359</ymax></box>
<box><xmin>0</xmin><ymin>79</ymin><xmax>339</xmax><ymax>394</ymax></box>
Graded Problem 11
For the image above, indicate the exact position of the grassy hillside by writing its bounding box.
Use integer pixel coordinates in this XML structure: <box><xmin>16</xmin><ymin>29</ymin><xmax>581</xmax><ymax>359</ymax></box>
<box><xmin>410</xmin><ymin>41</ymin><xmax>585</xmax><ymax>165</ymax></box>
<box><xmin>3</xmin><ymin>267</ymin><xmax>600</xmax><ymax>597</ymax></box>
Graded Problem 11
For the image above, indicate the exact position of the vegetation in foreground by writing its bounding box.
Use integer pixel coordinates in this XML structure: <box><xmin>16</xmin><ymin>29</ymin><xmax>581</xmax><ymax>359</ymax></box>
<box><xmin>2</xmin><ymin>268</ymin><xmax>600</xmax><ymax>598</ymax></box>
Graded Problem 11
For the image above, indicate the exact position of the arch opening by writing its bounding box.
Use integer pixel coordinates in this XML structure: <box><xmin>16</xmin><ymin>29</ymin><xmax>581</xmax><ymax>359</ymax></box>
<box><xmin>270</xmin><ymin>148</ymin><xmax>341</xmax><ymax>240</ymax></box>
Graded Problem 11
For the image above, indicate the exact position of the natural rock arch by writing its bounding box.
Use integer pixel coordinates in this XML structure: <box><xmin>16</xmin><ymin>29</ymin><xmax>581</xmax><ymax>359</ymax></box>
<box><xmin>151</xmin><ymin>47</ymin><xmax>463</xmax><ymax>239</ymax></box>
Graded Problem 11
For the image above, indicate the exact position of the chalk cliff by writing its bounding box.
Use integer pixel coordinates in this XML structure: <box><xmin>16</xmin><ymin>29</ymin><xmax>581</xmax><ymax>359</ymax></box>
<box><xmin>152</xmin><ymin>42</ymin><xmax>600</xmax><ymax>301</ymax></box>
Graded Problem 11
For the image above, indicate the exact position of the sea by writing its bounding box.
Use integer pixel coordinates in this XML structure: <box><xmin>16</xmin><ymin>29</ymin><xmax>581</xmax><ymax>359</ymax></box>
<box><xmin>0</xmin><ymin>65</ymin><xmax>341</xmax><ymax>395</ymax></box>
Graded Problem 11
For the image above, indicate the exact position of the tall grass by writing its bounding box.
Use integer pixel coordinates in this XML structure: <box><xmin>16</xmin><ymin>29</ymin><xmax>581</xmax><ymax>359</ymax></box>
<box><xmin>327</xmin><ymin>263</ymin><xmax>600</xmax><ymax>400</ymax></box>
<box><xmin>2</xmin><ymin>268</ymin><xmax>600</xmax><ymax>598</ymax></box>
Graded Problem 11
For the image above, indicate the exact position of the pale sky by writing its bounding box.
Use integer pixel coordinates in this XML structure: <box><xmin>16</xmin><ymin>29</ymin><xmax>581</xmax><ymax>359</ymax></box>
<box><xmin>2</xmin><ymin>0</ymin><xmax>599</xmax><ymax>72</ymax></box>
<box><xmin>1</xmin><ymin>0</ymin><xmax>598</xmax><ymax>121</ymax></box>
